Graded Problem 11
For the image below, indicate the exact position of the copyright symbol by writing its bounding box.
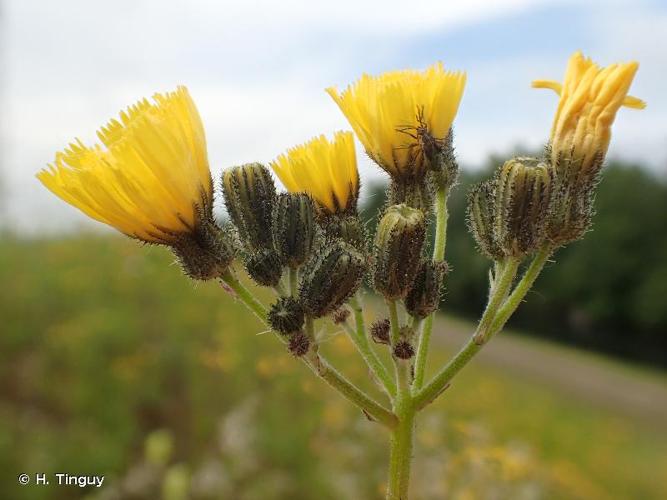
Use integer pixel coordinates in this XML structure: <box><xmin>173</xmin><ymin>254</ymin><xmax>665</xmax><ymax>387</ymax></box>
<box><xmin>18</xmin><ymin>474</ymin><xmax>30</xmax><ymax>485</ymax></box>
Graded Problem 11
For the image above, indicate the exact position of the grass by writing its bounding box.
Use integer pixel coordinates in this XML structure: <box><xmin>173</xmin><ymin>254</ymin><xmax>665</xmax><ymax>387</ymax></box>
<box><xmin>1</xmin><ymin>233</ymin><xmax>665</xmax><ymax>499</ymax></box>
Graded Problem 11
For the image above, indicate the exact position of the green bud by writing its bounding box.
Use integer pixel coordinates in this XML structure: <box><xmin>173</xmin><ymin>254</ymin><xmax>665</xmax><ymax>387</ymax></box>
<box><xmin>495</xmin><ymin>158</ymin><xmax>552</xmax><ymax>257</ymax></box>
<box><xmin>467</xmin><ymin>180</ymin><xmax>504</xmax><ymax>260</ymax></box>
<box><xmin>405</xmin><ymin>259</ymin><xmax>446</xmax><ymax>318</ymax></box>
<box><xmin>320</xmin><ymin>215</ymin><xmax>366</xmax><ymax>251</ymax></box>
<box><xmin>545</xmin><ymin>163</ymin><xmax>595</xmax><ymax>247</ymax></box>
<box><xmin>267</xmin><ymin>297</ymin><xmax>304</xmax><ymax>335</ymax></box>
<box><xmin>300</xmin><ymin>241</ymin><xmax>367</xmax><ymax>318</ymax></box>
<box><xmin>222</xmin><ymin>163</ymin><xmax>276</xmax><ymax>251</ymax></box>
<box><xmin>273</xmin><ymin>193</ymin><xmax>317</xmax><ymax>268</ymax></box>
<box><xmin>373</xmin><ymin>204</ymin><xmax>426</xmax><ymax>299</ymax></box>
<box><xmin>424</xmin><ymin>128</ymin><xmax>459</xmax><ymax>190</ymax></box>
<box><xmin>172</xmin><ymin>218</ymin><xmax>235</xmax><ymax>280</ymax></box>
<box><xmin>245</xmin><ymin>249</ymin><xmax>284</xmax><ymax>287</ymax></box>
<box><xmin>388</xmin><ymin>178</ymin><xmax>433</xmax><ymax>215</ymax></box>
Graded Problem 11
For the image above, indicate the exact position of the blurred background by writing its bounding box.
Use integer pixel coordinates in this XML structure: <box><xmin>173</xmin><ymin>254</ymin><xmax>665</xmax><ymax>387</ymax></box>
<box><xmin>1</xmin><ymin>0</ymin><xmax>666</xmax><ymax>499</ymax></box>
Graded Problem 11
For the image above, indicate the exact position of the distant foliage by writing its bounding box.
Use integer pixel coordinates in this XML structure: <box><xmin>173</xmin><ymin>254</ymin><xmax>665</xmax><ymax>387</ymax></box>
<box><xmin>362</xmin><ymin>160</ymin><xmax>667</xmax><ymax>367</ymax></box>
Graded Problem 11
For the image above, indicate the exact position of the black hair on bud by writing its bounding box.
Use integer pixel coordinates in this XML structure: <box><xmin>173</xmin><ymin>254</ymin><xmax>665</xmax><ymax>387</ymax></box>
<box><xmin>393</xmin><ymin>340</ymin><xmax>415</xmax><ymax>360</ymax></box>
<box><xmin>288</xmin><ymin>332</ymin><xmax>310</xmax><ymax>357</ymax></box>
<box><xmin>273</xmin><ymin>193</ymin><xmax>317</xmax><ymax>269</ymax></box>
<box><xmin>370</xmin><ymin>319</ymin><xmax>391</xmax><ymax>345</ymax></box>
<box><xmin>387</xmin><ymin>177</ymin><xmax>433</xmax><ymax>216</ymax></box>
<box><xmin>467</xmin><ymin>181</ymin><xmax>504</xmax><ymax>260</ymax></box>
<box><xmin>171</xmin><ymin>217</ymin><xmax>235</xmax><ymax>281</ymax></box>
<box><xmin>373</xmin><ymin>204</ymin><xmax>426</xmax><ymax>300</ymax></box>
<box><xmin>320</xmin><ymin>215</ymin><xmax>366</xmax><ymax>252</ymax></box>
<box><xmin>405</xmin><ymin>259</ymin><xmax>446</xmax><ymax>318</ymax></box>
<box><xmin>267</xmin><ymin>297</ymin><xmax>304</xmax><ymax>335</ymax></box>
<box><xmin>245</xmin><ymin>249</ymin><xmax>284</xmax><ymax>287</ymax></box>
<box><xmin>221</xmin><ymin>163</ymin><xmax>276</xmax><ymax>251</ymax></box>
<box><xmin>299</xmin><ymin>240</ymin><xmax>367</xmax><ymax>318</ymax></box>
<box><xmin>331</xmin><ymin>307</ymin><xmax>351</xmax><ymax>325</ymax></box>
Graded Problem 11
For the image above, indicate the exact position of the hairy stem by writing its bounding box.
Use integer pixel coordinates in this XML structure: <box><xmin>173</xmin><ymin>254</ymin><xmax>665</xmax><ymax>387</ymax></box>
<box><xmin>412</xmin><ymin>186</ymin><xmax>449</xmax><ymax>390</ymax></box>
<box><xmin>221</xmin><ymin>267</ymin><xmax>396</xmax><ymax>428</ymax></box>
<box><xmin>413</xmin><ymin>257</ymin><xmax>520</xmax><ymax>410</ymax></box>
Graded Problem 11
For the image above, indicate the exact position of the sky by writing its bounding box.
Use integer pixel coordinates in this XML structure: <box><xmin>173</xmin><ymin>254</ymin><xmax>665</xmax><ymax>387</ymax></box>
<box><xmin>1</xmin><ymin>0</ymin><xmax>665</xmax><ymax>234</ymax></box>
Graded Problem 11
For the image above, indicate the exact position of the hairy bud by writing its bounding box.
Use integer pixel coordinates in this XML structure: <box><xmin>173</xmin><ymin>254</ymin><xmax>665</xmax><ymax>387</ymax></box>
<box><xmin>495</xmin><ymin>158</ymin><xmax>551</xmax><ymax>257</ymax></box>
<box><xmin>467</xmin><ymin>181</ymin><xmax>504</xmax><ymax>260</ymax></box>
<box><xmin>393</xmin><ymin>340</ymin><xmax>415</xmax><ymax>360</ymax></box>
<box><xmin>300</xmin><ymin>241</ymin><xmax>367</xmax><ymax>318</ymax></box>
<box><xmin>373</xmin><ymin>204</ymin><xmax>426</xmax><ymax>299</ymax></box>
<box><xmin>370</xmin><ymin>319</ymin><xmax>391</xmax><ymax>345</ymax></box>
<box><xmin>331</xmin><ymin>307</ymin><xmax>351</xmax><ymax>325</ymax></box>
<box><xmin>405</xmin><ymin>260</ymin><xmax>446</xmax><ymax>318</ymax></box>
<box><xmin>222</xmin><ymin>163</ymin><xmax>277</xmax><ymax>251</ymax></box>
<box><xmin>172</xmin><ymin>218</ymin><xmax>235</xmax><ymax>280</ymax></box>
<box><xmin>425</xmin><ymin>128</ymin><xmax>459</xmax><ymax>190</ymax></box>
<box><xmin>267</xmin><ymin>297</ymin><xmax>305</xmax><ymax>335</ymax></box>
<box><xmin>245</xmin><ymin>249</ymin><xmax>284</xmax><ymax>287</ymax></box>
<box><xmin>388</xmin><ymin>178</ymin><xmax>433</xmax><ymax>215</ymax></box>
<box><xmin>288</xmin><ymin>332</ymin><xmax>310</xmax><ymax>357</ymax></box>
<box><xmin>273</xmin><ymin>193</ymin><xmax>317</xmax><ymax>268</ymax></box>
<box><xmin>467</xmin><ymin>157</ymin><xmax>552</xmax><ymax>260</ymax></box>
<box><xmin>321</xmin><ymin>215</ymin><xmax>366</xmax><ymax>251</ymax></box>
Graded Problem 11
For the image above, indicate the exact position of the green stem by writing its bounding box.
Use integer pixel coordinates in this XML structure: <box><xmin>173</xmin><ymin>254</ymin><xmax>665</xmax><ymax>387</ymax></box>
<box><xmin>220</xmin><ymin>269</ymin><xmax>268</xmax><ymax>323</ymax></box>
<box><xmin>350</xmin><ymin>294</ymin><xmax>396</xmax><ymax>396</ymax></box>
<box><xmin>413</xmin><ymin>257</ymin><xmax>520</xmax><ymax>410</ymax></box>
<box><xmin>289</xmin><ymin>267</ymin><xmax>298</xmax><ymax>296</ymax></box>
<box><xmin>386</xmin><ymin>393</ymin><xmax>415</xmax><ymax>499</ymax></box>
<box><xmin>387</xmin><ymin>299</ymin><xmax>401</xmax><ymax>346</ymax></box>
<box><xmin>488</xmin><ymin>246</ymin><xmax>551</xmax><ymax>339</ymax></box>
<box><xmin>412</xmin><ymin>186</ymin><xmax>449</xmax><ymax>391</ymax></box>
<box><xmin>221</xmin><ymin>268</ymin><xmax>396</xmax><ymax>427</ymax></box>
<box><xmin>473</xmin><ymin>258</ymin><xmax>520</xmax><ymax>344</ymax></box>
<box><xmin>304</xmin><ymin>351</ymin><xmax>398</xmax><ymax>429</ymax></box>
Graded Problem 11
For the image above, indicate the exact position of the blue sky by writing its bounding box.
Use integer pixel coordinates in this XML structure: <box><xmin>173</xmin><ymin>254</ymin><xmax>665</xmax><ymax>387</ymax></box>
<box><xmin>1</xmin><ymin>0</ymin><xmax>664</xmax><ymax>233</ymax></box>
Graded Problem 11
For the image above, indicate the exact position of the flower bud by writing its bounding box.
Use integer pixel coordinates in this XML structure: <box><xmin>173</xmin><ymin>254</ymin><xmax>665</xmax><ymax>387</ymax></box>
<box><xmin>267</xmin><ymin>297</ymin><xmax>305</xmax><ymax>335</ymax></box>
<box><xmin>387</xmin><ymin>178</ymin><xmax>433</xmax><ymax>215</ymax></box>
<box><xmin>393</xmin><ymin>340</ymin><xmax>415</xmax><ymax>360</ymax></box>
<box><xmin>288</xmin><ymin>332</ymin><xmax>310</xmax><ymax>357</ymax></box>
<box><xmin>370</xmin><ymin>319</ymin><xmax>391</xmax><ymax>345</ymax></box>
<box><xmin>405</xmin><ymin>260</ymin><xmax>446</xmax><ymax>318</ymax></box>
<box><xmin>424</xmin><ymin>128</ymin><xmax>459</xmax><ymax>190</ymax></box>
<box><xmin>299</xmin><ymin>241</ymin><xmax>367</xmax><ymax>318</ymax></box>
<box><xmin>495</xmin><ymin>158</ymin><xmax>551</xmax><ymax>257</ymax></box>
<box><xmin>373</xmin><ymin>204</ymin><xmax>426</xmax><ymax>299</ymax></box>
<box><xmin>321</xmin><ymin>215</ymin><xmax>366</xmax><ymax>251</ymax></box>
<box><xmin>245</xmin><ymin>249</ymin><xmax>284</xmax><ymax>287</ymax></box>
<box><xmin>172</xmin><ymin>218</ymin><xmax>235</xmax><ymax>280</ymax></box>
<box><xmin>222</xmin><ymin>163</ymin><xmax>277</xmax><ymax>251</ymax></box>
<box><xmin>545</xmin><ymin>173</ymin><xmax>595</xmax><ymax>247</ymax></box>
<box><xmin>467</xmin><ymin>181</ymin><xmax>504</xmax><ymax>260</ymax></box>
<box><xmin>273</xmin><ymin>193</ymin><xmax>317</xmax><ymax>268</ymax></box>
<box><xmin>331</xmin><ymin>307</ymin><xmax>351</xmax><ymax>325</ymax></box>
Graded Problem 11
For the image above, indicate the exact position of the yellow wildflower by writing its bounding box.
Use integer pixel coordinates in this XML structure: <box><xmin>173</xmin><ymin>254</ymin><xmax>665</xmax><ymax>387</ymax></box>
<box><xmin>271</xmin><ymin>131</ymin><xmax>359</xmax><ymax>214</ymax></box>
<box><xmin>37</xmin><ymin>86</ymin><xmax>213</xmax><ymax>244</ymax></box>
<box><xmin>327</xmin><ymin>63</ymin><xmax>466</xmax><ymax>179</ymax></box>
<box><xmin>533</xmin><ymin>51</ymin><xmax>645</xmax><ymax>176</ymax></box>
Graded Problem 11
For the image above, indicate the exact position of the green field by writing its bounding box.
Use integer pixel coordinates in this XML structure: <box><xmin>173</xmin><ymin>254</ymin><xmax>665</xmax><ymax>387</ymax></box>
<box><xmin>1</xmin><ymin>234</ymin><xmax>666</xmax><ymax>499</ymax></box>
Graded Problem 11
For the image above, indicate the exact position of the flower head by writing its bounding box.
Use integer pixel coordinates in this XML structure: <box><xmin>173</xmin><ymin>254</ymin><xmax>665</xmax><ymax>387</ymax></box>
<box><xmin>271</xmin><ymin>131</ymin><xmax>359</xmax><ymax>215</ymax></box>
<box><xmin>533</xmin><ymin>51</ymin><xmax>645</xmax><ymax>179</ymax></box>
<box><xmin>38</xmin><ymin>86</ymin><xmax>213</xmax><ymax>244</ymax></box>
<box><xmin>327</xmin><ymin>63</ymin><xmax>466</xmax><ymax>180</ymax></box>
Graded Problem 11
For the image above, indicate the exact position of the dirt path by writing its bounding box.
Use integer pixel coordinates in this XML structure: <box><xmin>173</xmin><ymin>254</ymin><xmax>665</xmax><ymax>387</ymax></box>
<box><xmin>429</xmin><ymin>314</ymin><xmax>667</xmax><ymax>428</ymax></box>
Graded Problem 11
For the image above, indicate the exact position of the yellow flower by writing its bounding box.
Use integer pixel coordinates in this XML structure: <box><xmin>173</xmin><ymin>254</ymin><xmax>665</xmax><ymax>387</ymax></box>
<box><xmin>271</xmin><ymin>131</ymin><xmax>359</xmax><ymax>214</ymax></box>
<box><xmin>327</xmin><ymin>63</ymin><xmax>466</xmax><ymax>179</ymax></box>
<box><xmin>533</xmin><ymin>51</ymin><xmax>645</xmax><ymax>175</ymax></box>
<box><xmin>38</xmin><ymin>86</ymin><xmax>213</xmax><ymax>244</ymax></box>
